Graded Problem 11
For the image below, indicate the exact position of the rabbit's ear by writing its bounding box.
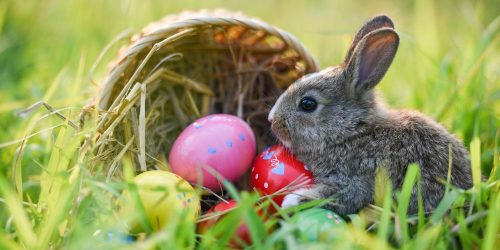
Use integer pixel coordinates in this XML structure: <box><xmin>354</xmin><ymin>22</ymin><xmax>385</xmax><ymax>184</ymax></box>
<box><xmin>345</xmin><ymin>28</ymin><xmax>399</xmax><ymax>93</ymax></box>
<box><xmin>344</xmin><ymin>15</ymin><xmax>395</xmax><ymax>64</ymax></box>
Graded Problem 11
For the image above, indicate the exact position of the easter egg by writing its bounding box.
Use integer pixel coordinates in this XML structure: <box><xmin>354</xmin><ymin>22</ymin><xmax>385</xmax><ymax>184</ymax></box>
<box><xmin>169</xmin><ymin>114</ymin><xmax>256</xmax><ymax>191</ymax></box>
<box><xmin>120</xmin><ymin>170</ymin><xmax>200</xmax><ymax>233</ymax></box>
<box><xmin>250</xmin><ymin>145</ymin><xmax>313</xmax><ymax>206</ymax></box>
<box><xmin>198</xmin><ymin>200</ymin><xmax>252</xmax><ymax>246</ymax></box>
<box><xmin>291</xmin><ymin>208</ymin><xmax>345</xmax><ymax>241</ymax></box>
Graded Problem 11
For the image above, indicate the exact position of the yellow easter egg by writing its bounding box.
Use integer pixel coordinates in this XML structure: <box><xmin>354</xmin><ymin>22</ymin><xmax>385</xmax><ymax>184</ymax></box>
<box><xmin>120</xmin><ymin>170</ymin><xmax>200</xmax><ymax>233</ymax></box>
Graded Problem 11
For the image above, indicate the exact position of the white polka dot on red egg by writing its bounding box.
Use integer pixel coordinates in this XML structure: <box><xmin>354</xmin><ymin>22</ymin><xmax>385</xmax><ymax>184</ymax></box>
<box><xmin>255</xmin><ymin>174</ymin><xmax>259</xmax><ymax>180</ymax></box>
<box><xmin>264</xmin><ymin>182</ymin><xmax>268</xmax><ymax>188</ymax></box>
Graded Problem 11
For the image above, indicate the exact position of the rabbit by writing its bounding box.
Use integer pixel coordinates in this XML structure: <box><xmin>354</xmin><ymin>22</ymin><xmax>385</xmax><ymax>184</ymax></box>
<box><xmin>267</xmin><ymin>15</ymin><xmax>473</xmax><ymax>215</ymax></box>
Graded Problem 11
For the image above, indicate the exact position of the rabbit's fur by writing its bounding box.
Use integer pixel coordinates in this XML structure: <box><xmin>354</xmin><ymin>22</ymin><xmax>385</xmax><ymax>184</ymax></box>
<box><xmin>268</xmin><ymin>15</ymin><xmax>472</xmax><ymax>215</ymax></box>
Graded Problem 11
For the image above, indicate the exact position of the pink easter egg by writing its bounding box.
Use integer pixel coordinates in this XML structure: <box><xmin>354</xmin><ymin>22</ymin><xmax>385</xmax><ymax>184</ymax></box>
<box><xmin>169</xmin><ymin>114</ymin><xmax>256</xmax><ymax>191</ymax></box>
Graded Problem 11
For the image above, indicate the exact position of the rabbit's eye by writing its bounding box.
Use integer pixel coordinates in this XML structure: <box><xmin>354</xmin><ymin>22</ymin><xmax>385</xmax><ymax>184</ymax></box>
<box><xmin>299</xmin><ymin>97</ymin><xmax>317</xmax><ymax>112</ymax></box>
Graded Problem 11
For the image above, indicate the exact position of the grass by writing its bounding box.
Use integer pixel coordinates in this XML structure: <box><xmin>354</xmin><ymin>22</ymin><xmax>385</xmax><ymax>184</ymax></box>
<box><xmin>0</xmin><ymin>0</ymin><xmax>498</xmax><ymax>249</ymax></box>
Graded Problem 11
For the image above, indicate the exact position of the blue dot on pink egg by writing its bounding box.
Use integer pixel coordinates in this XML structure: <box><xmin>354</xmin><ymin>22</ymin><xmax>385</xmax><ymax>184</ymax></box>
<box><xmin>239</xmin><ymin>133</ymin><xmax>246</xmax><ymax>141</ymax></box>
<box><xmin>208</xmin><ymin>147</ymin><xmax>217</xmax><ymax>154</ymax></box>
<box><xmin>226</xmin><ymin>140</ymin><xmax>233</xmax><ymax>148</ymax></box>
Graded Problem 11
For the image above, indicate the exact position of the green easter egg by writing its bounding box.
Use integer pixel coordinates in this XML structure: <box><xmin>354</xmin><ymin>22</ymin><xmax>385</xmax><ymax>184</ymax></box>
<box><xmin>292</xmin><ymin>208</ymin><xmax>345</xmax><ymax>241</ymax></box>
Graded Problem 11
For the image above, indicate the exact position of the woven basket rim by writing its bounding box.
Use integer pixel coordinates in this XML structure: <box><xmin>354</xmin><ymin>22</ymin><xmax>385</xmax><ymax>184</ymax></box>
<box><xmin>98</xmin><ymin>10</ymin><xmax>321</xmax><ymax>109</ymax></box>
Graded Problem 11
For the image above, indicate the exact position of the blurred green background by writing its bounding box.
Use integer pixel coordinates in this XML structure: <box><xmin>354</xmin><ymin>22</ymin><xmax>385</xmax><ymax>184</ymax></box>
<box><xmin>0</xmin><ymin>0</ymin><xmax>498</xmax><ymax>172</ymax></box>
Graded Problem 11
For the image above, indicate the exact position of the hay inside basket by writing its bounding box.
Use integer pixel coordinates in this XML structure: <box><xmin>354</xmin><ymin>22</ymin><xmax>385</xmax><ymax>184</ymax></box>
<box><xmin>88</xmin><ymin>9</ymin><xmax>319</xmax><ymax>185</ymax></box>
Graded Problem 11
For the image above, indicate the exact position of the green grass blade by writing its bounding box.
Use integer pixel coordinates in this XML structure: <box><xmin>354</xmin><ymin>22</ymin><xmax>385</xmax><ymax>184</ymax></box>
<box><xmin>122</xmin><ymin>159</ymin><xmax>153</xmax><ymax>234</ymax></box>
<box><xmin>409</xmin><ymin>225</ymin><xmax>442</xmax><ymax>250</ymax></box>
<box><xmin>38</xmin><ymin>124</ymin><xmax>80</xmax><ymax>211</ymax></box>
<box><xmin>482</xmin><ymin>192</ymin><xmax>500</xmax><ymax>250</ymax></box>
<box><xmin>429</xmin><ymin>190</ymin><xmax>458</xmax><ymax>225</ymax></box>
<box><xmin>445</xmin><ymin>145</ymin><xmax>453</xmax><ymax>197</ymax></box>
<box><xmin>417</xmin><ymin>172</ymin><xmax>425</xmax><ymax>232</ymax></box>
<box><xmin>11</xmin><ymin>138</ymin><xmax>26</xmax><ymax>201</ymax></box>
<box><xmin>488</xmin><ymin>130</ymin><xmax>499</xmax><ymax>183</ymax></box>
<box><xmin>0</xmin><ymin>174</ymin><xmax>36</xmax><ymax>248</ymax></box>
<box><xmin>0</xmin><ymin>231</ymin><xmax>20</xmax><ymax>250</ymax></box>
<box><xmin>240</xmin><ymin>192</ymin><xmax>265</xmax><ymax>248</ymax></box>
<box><xmin>470</xmin><ymin>137</ymin><xmax>482</xmax><ymax>186</ymax></box>
<box><xmin>396</xmin><ymin>164</ymin><xmax>420</xmax><ymax>244</ymax></box>
<box><xmin>376</xmin><ymin>179</ymin><xmax>393</xmax><ymax>240</ymax></box>
<box><xmin>36</xmin><ymin>178</ymin><xmax>80</xmax><ymax>249</ymax></box>
<box><xmin>223</xmin><ymin>180</ymin><xmax>241</xmax><ymax>201</ymax></box>
<box><xmin>201</xmin><ymin>206</ymin><xmax>242</xmax><ymax>248</ymax></box>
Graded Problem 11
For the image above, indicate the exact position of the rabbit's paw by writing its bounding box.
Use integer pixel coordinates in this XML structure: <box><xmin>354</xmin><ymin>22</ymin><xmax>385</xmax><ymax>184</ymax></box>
<box><xmin>281</xmin><ymin>188</ymin><xmax>314</xmax><ymax>209</ymax></box>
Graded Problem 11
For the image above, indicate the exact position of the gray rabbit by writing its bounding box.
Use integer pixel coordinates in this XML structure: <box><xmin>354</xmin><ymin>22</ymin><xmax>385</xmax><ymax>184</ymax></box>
<box><xmin>268</xmin><ymin>15</ymin><xmax>472</xmax><ymax>215</ymax></box>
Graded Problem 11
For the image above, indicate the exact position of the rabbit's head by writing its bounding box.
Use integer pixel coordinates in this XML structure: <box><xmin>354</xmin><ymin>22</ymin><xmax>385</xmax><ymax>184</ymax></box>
<box><xmin>268</xmin><ymin>15</ymin><xmax>399</xmax><ymax>158</ymax></box>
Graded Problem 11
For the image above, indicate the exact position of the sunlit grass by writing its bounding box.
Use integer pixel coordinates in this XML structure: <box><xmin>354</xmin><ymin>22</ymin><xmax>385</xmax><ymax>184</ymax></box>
<box><xmin>0</xmin><ymin>0</ymin><xmax>498</xmax><ymax>249</ymax></box>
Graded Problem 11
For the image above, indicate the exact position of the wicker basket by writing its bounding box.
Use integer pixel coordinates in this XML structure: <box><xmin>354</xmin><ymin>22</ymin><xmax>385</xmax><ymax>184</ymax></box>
<box><xmin>90</xmin><ymin>9</ymin><xmax>319</xmax><ymax>179</ymax></box>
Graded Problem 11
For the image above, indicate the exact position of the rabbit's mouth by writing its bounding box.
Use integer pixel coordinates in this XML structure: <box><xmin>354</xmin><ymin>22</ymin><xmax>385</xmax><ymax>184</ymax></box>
<box><xmin>275</xmin><ymin>133</ymin><xmax>292</xmax><ymax>150</ymax></box>
<box><xmin>270</xmin><ymin>117</ymin><xmax>293</xmax><ymax>151</ymax></box>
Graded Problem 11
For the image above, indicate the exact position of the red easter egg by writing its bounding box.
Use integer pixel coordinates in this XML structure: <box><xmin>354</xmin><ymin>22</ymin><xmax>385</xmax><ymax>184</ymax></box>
<box><xmin>250</xmin><ymin>145</ymin><xmax>314</xmax><ymax>206</ymax></box>
<box><xmin>198</xmin><ymin>200</ymin><xmax>252</xmax><ymax>246</ymax></box>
